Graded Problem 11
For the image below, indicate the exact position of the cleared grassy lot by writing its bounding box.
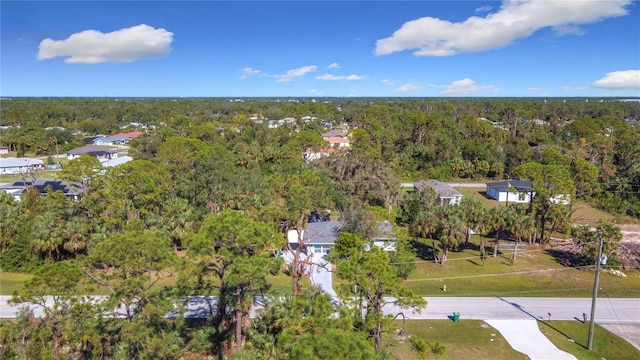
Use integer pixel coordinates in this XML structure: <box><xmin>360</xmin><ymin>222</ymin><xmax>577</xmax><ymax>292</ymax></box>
<box><xmin>404</xmin><ymin>238</ymin><xmax>640</xmax><ymax>298</ymax></box>
<box><xmin>387</xmin><ymin>320</ymin><xmax>528</xmax><ymax>360</ymax></box>
<box><xmin>387</xmin><ymin>319</ymin><xmax>639</xmax><ymax>360</ymax></box>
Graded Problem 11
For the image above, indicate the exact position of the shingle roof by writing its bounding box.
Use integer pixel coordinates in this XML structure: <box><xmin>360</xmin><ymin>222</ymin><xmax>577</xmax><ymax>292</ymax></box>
<box><xmin>414</xmin><ymin>180</ymin><xmax>462</xmax><ymax>198</ymax></box>
<box><xmin>487</xmin><ymin>180</ymin><xmax>532</xmax><ymax>192</ymax></box>
<box><xmin>0</xmin><ymin>157</ymin><xmax>44</xmax><ymax>168</ymax></box>
<box><xmin>1</xmin><ymin>178</ymin><xmax>83</xmax><ymax>196</ymax></box>
<box><xmin>302</xmin><ymin>221</ymin><xmax>396</xmax><ymax>244</ymax></box>
<box><xmin>322</xmin><ymin>130</ymin><xmax>345</xmax><ymax>138</ymax></box>
<box><xmin>303</xmin><ymin>221</ymin><xmax>343</xmax><ymax>244</ymax></box>
<box><xmin>67</xmin><ymin>145</ymin><xmax>117</xmax><ymax>156</ymax></box>
<box><xmin>325</xmin><ymin>136</ymin><xmax>350</xmax><ymax>144</ymax></box>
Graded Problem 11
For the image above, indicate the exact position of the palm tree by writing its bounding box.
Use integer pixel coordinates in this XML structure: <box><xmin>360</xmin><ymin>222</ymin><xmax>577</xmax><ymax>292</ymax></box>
<box><xmin>31</xmin><ymin>213</ymin><xmax>64</xmax><ymax>262</ymax></box>
<box><xmin>509</xmin><ymin>212</ymin><xmax>533</xmax><ymax>264</ymax></box>
<box><xmin>414</xmin><ymin>209</ymin><xmax>438</xmax><ymax>262</ymax></box>
<box><xmin>489</xmin><ymin>206</ymin><xmax>514</xmax><ymax>257</ymax></box>
<box><xmin>436</xmin><ymin>207</ymin><xmax>465</xmax><ymax>265</ymax></box>
<box><xmin>62</xmin><ymin>217</ymin><xmax>90</xmax><ymax>255</ymax></box>
<box><xmin>459</xmin><ymin>197</ymin><xmax>486</xmax><ymax>249</ymax></box>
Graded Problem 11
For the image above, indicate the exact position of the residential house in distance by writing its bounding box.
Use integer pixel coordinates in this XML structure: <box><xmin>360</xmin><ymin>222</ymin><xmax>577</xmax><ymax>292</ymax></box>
<box><xmin>93</xmin><ymin>135</ymin><xmax>131</xmax><ymax>146</ymax></box>
<box><xmin>0</xmin><ymin>146</ymin><xmax>9</xmax><ymax>155</ymax></box>
<box><xmin>486</xmin><ymin>180</ymin><xmax>571</xmax><ymax>205</ymax></box>
<box><xmin>99</xmin><ymin>155</ymin><xmax>133</xmax><ymax>168</ymax></box>
<box><xmin>286</xmin><ymin>220</ymin><xmax>397</xmax><ymax>256</ymax></box>
<box><xmin>322</xmin><ymin>130</ymin><xmax>350</xmax><ymax>148</ymax></box>
<box><xmin>304</xmin><ymin>129</ymin><xmax>351</xmax><ymax>162</ymax></box>
<box><xmin>0</xmin><ymin>157</ymin><xmax>44</xmax><ymax>174</ymax></box>
<box><xmin>1</xmin><ymin>178</ymin><xmax>83</xmax><ymax>202</ymax></box>
<box><xmin>486</xmin><ymin>180</ymin><xmax>533</xmax><ymax>204</ymax></box>
<box><xmin>412</xmin><ymin>180</ymin><xmax>463</xmax><ymax>205</ymax></box>
<box><xmin>67</xmin><ymin>145</ymin><xmax>118</xmax><ymax>160</ymax></box>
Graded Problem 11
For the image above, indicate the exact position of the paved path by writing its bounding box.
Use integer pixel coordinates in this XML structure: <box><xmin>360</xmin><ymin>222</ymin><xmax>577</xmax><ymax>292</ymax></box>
<box><xmin>486</xmin><ymin>319</ymin><xmax>577</xmax><ymax>360</ymax></box>
<box><xmin>282</xmin><ymin>251</ymin><xmax>338</xmax><ymax>300</ymax></box>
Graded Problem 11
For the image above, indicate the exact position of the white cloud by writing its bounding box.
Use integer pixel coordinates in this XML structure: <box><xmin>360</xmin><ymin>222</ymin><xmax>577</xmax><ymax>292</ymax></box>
<box><xmin>394</xmin><ymin>83</ymin><xmax>423</xmax><ymax>93</ymax></box>
<box><xmin>239</xmin><ymin>67</ymin><xmax>263</xmax><ymax>79</ymax></box>
<box><xmin>475</xmin><ymin>5</ymin><xmax>493</xmax><ymax>14</ymax></box>
<box><xmin>381</xmin><ymin>79</ymin><xmax>395</xmax><ymax>86</ymax></box>
<box><xmin>440</xmin><ymin>78</ymin><xmax>498</xmax><ymax>95</ymax></box>
<box><xmin>328</xmin><ymin>62</ymin><xmax>340</xmax><ymax>69</ymax></box>
<box><xmin>309</xmin><ymin>89</ymin><xmax>323</xmax><ymax>95</ymax></box>
<box><xmin>592</xmin><ymin>70</ymin><xmax>640</xmax><ymax>89</ymax></box>
<box><xmin>38</xmin><ymin>24</ymin><xmax>173</xmax><ymax>64</ymax></box>
<box><xmin>552</xmin><ymin>24</ymin><xmax>586</xmax><ymax>36</ymax></box>
<box><xmin>375</xmin><ymin>0</ymin><xmax>631</xmax><ymax>57</ymax></box>
<box><xmin>528</xmin><ymin>87</ymin><xmax>544</xmax><ymax>91</ymax></box>
<box><xmin>316</xmin><ymin>74</ymin><xmax>343</xmax><ymax>81</ymax></box>
<box><xmin>274</xmin><ymin>65</ymin><xmax>317</xmax><ymax>82</ymax></box>
<box><xmin>315</xmin><ymin>74</ymin><xmax>368</xmax><ymax>81</ymax></box>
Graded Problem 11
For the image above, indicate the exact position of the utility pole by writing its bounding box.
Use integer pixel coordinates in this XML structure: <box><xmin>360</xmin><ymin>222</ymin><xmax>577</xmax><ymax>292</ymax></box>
<box><xmin>587</xmin><ymin>233</ymin><xmax>605</xmax><ymax>350</ymax></box>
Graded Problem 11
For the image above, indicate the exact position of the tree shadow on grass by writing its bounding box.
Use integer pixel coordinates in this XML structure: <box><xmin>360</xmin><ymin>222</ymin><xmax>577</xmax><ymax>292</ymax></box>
<box><xmin>545</xmin><ymin>248</ymin><xmax>582</xmax><ymax>267</ymax></box>
<box><xmin>411</xmin><ymin>239</ymin><xmax>437</xmax><ymax>261</ymax></box>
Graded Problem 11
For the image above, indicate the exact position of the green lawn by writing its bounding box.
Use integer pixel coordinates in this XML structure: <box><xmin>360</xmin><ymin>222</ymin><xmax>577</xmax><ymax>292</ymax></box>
<box><xmin>387</xmin><ymin>319</ymin><xmax>639</xmax><ymax>360</ymax></box>
<box><xmin>540</xmin><ymin>320</ymin><xmax>640</xmax><ymax>360</ymax></box>
<box><xmin>387</xmin><ymin>320</ymin><xmax>528</xmax><ymax>360</ymax></box>
<box><xmin>0</xmin><ymin>170</ymin><xmax>63</xmax><ymax>183</ymax></box>
<box><xmin>0</xmin><ymin>272</ymin><xmax>32</xmax><ymax>295</ymax></box>
<box><xmin>403</xmin><ymin>238</ymin><xmax>640</xmax><ymax>298</ymax></box>
<box><xmin>0</xmin><ymin>270</ymin><xmax>295</xmax><ymax>296</ymax></box>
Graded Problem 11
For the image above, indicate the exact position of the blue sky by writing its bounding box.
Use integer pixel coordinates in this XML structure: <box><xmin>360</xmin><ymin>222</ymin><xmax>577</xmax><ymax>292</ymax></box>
<box><xmin>2</xmin><ymin>0</ymin><xmax>639</xmax><ymax>97</ymax></box>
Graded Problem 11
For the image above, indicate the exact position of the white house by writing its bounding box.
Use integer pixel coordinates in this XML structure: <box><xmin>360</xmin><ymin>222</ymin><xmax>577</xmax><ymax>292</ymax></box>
<box><xmin>413</xmin><ymin>180</ymin><xmax>463</xmax><ymax>205</ymax></box>
<box><xmin>0</xmin><ymin>157</ymin><xmax>44</xmax><ymax>174</ymax></box>
<box><xmin>486</xmin><ymin>180</ymin><xmax>571</xmax><ymax>205</ymax></box>
<box><xmin>93</xmin><ymin>135</ymin><xmax>131</xmax><ymax>146</ymax></box>
<box><xmin>287</xmin><ymin>220</ymin><xmax>397</xmax><ymax>256</ymax></box>
<box><xmin>486</xmin><ymin>180</ymin><xmax>533</xmax><ymax>204</ymax></box>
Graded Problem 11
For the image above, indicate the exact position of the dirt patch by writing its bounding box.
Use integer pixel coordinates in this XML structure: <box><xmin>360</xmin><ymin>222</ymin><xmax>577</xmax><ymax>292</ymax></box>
<box><xmin>618</xmin><ymin>225</ymin><xmax>640</xmax><ymax>243</ymax></box>
<box><xmin>550</xmin><ymin>224</ymin><xmax>640</xmax><ymax>270</ymax></box>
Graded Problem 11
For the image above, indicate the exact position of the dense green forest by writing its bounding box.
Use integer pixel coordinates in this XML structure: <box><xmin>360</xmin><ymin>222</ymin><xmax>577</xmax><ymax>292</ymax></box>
<box><xmin>0</xmin><ymin>97</ymin><xmax>639</xmax><ymax>359</ymax></box>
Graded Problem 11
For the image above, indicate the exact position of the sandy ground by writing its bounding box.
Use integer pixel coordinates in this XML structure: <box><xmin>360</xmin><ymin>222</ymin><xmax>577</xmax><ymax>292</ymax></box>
<box><xmin>618</xmin><ymin>225</ymin><xmax>640</xmax><ymax>243</ymax></box>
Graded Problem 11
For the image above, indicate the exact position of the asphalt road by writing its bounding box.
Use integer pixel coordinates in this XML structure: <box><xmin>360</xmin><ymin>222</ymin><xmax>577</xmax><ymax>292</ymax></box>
<box><xmin>2</xmin><ymin>295</ymin><xmax>638</xmax><ymax>348</ymax></box>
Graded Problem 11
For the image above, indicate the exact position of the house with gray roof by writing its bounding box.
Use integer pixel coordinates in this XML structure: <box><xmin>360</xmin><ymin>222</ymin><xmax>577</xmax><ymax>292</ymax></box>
<box><xmin>286</xmin><ymin>220</ymin><xmax>397</xmax><ymax>255</ymax></box>
<box><xmin>1</xmin><ymin>178</ymin><xmax>83</xmax><ymax>202</ymax></box>
<box><xmin>67</xmin><ymin>145</ymin><xmax>118</xmax><ymax>160</ymax></box>
<box><xmin>93</xmin><ymin>135</ymin><xmax>131</xmax><ymax>146</ymax></box>
<box><xmin>0</xmin><ymin>157</ymin><xmax>44</xmax><ymax>174</ymax></box>
<box><xmin>414</xmin><ymin>180</ymin><xmax>463</xmax><ymax>205</ymax></box>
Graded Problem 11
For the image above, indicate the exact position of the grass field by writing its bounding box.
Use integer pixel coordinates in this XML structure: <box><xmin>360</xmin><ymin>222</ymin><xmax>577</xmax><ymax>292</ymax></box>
<box><xmin>387</xmin><ymin>320</ymin><xmax>528</xmax><ymax>360</ymax></box>
<box><xmin>0</xmin><ymin>270</ymin><xmax>296</xmax><ymax>296</ymax></box>
<box><xmin>0</xmin><ymin>272</ymin><xmax>32</xmax><ymax>295</ymax></box>
<box><xmin>403</xmin><ymin>237</ymin><xmax>640</xmax><ymax>298</ymax></box>
<box><xmin>387</xmin><ymin>319</ymin><xmax>639</xmax><ymax>360</ymax></box>
<box><xmin>540</xmin><ymin>320</ymin><xmax>640</xmax><ymax>360</ymax></box>
<box><xmin>0</xmin><ymin>170</ymin><xmax>64</xmax><ymax>183</ymax></box>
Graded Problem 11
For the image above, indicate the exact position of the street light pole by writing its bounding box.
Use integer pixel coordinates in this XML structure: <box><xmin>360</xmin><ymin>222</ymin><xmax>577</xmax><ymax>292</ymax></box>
<box><xmin>587</xmin><ymin>233</ymin><xmax>604</xmax><ymax>350</ymax></box>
